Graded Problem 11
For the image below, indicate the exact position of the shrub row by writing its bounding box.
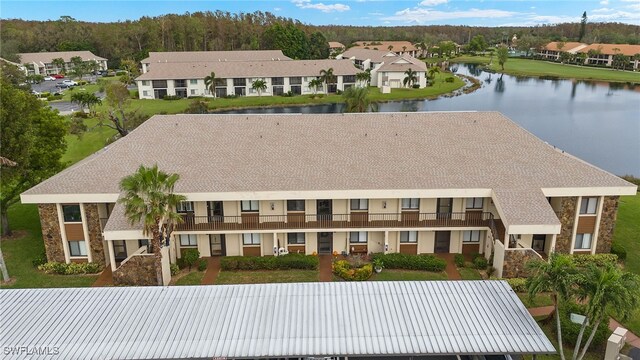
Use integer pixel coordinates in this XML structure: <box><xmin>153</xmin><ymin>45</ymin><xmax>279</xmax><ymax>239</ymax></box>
<box><xmin>571</xmin><ymin>253</ymin><xmax>618</xmax><ymax>268</ymax></box>
<box><xmin>333</xmin><ymin>260</ymin><xmax>372</xmax><ymax>281</ymax></box>
<box><xmin>38</xmin><ymin>262</ymin><xmax>102</xmax><ymax>275</ymax></box>
<box><xmin>610</xmin><ymin>243</ymin><xmax>627</xmax><ymax>261</ymax></box>
<box><xmin>370</xmin><ymin>253</ymin><xmax>446</xmax><ymax>272</ymax></box>
<box><xmin>505</xmin><ymin>277</ymin><xmax>527</xmax><ymax>293</ymax></box>
<box><xmin>454</xmin><ymin>254</ymin><xmax>465</xmax><ymax>267</ymax></box>
<box><xmin>221</xmin><ymin>254</ymin><xmax>318</xmax><ymax>271</ymax></box>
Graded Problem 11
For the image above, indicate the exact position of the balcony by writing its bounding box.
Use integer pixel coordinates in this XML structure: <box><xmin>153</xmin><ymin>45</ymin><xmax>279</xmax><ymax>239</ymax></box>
<box><xmin>175</xmin><ymin>212</ymin><xmax>496</xmax><ymax>232</ymax></box>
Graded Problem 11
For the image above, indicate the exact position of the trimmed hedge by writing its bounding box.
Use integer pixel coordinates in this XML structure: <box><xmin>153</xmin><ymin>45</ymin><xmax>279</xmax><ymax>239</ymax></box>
<box><xmin>610</xmin><ymin>243</ymin><xmax>627</xmax><ymax>261</ymax></box>
<box><xmin>473</xmin><ymin>256</ymin><xmax>488</xmax><ymax>270</ymax></box>
<box><xmin>506</xmin><ymin>277</ymin><xmax>527</xmax><ymax>293</ymax></box>
<box><xmin>454</xmin><ymin>254</ymin><xmax>465</xmax><ymax>268</ymax></box>
<box><xmin>170</xmin><ymin>264</ymin><xmax>179</xmax><ymax>276</ymax></box>
<box><xmin>571</xmin><ymin>253</ymin><xmax>618</xmax><ymax>268</ymax></box>
<box><xmin>370</xmin><ymin>253</ymin><xmax>446</xmax><ymax>272</ymax></box>
<box><xmin>221</xmin><ymin>254</ymin><xmax>318</xmax><ymax>271</ymax></box>
<box><xmin>197</xmin><ymin>258</ymin><xmax>208</xmax><ymax>271</ymax></box>
<box><xmin>333</xmin><ymin>260</ymin><xmax>372</xmax><ymax>281</ymax></box>
<box><xmin>38</xmin><ymin>262</ymin><xmax>102</xmax><ymax>275</ymax></box>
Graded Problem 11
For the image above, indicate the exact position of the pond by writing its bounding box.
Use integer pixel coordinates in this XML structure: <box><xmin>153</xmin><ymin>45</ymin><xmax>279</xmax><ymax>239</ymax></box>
<box><xmin>217</xmin><ymin>64</ymin><xmax>640</xmax><ymax>177</ymax></box>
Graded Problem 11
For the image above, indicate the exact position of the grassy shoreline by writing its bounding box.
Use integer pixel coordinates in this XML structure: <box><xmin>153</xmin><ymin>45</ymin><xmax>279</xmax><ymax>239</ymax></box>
<box><xmin>450</xmin><ymin>55</ymin><xmax>640</xmax><ymax>83</ymax></box>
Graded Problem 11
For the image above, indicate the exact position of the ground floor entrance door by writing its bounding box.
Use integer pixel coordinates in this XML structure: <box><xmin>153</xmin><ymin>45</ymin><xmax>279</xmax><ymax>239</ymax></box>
<box><xmin>318</xmin><ymin>232</ymin><xmax>333</xmax><ymax>254</ymax></box>
<box><xmin>209</xmin><ymin>234</ymin><xmax>226</xmax><ymax>256</ymax></box>
<box><xmin>434</xmin><ymin>231</ymin><xmax>451</xmax><ymax>253</ymax></box>
<box><xmin>532</xmin><ymin>234</ymin><xmax>546</xmax><ymax>253</ymax></box>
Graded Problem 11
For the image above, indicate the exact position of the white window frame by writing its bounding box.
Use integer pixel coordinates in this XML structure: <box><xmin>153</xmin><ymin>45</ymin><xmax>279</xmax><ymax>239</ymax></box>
<box><xmin>400</xmin><ymin>231</ymin><xmax>418</xmax><ymax>243</ymax></box>
<box><xmin>574</xmin><ymin>233</ymin><xmax>593</xmax><ymax>249</ymax></box>
<box><xmin>579</xmin><ymin>197</ymin><xmax>598</xmax><ymax>215</ymax></box>
<box><xmin>401</xmin><ymin>198</ymin><xmax>420</xmax><ymax>210</ymax></box>
<box><xmin>189</xmin><ymin>79</ymin><xmax>198</xmax><ymax>85</ymax></box>
<box><xmin>463</xmin><ymin>230</ymin><xmax>482</xmax><ymax>243</ymax></box>
<box><xmin>466</xmin><ymin>197</ymin><xmax>484</xmax><ymax>210</ymax></box>
<box><xmin>243</xmin><ymin>233</ymin><xmax>261</xmax><ymax>245</ymax></box>
<box><xmin>176</xmin><ymin>201</ymin><xmax>193</xmax><ymax>213</ymax></box>
<box><xmin>350</xmin><ymin>199</ymin><xmax>368</xmax><ymax>211</ymax></box>
<box><xmin>68</xmin><ymin>240</ymin><xmax>87</xmax><ymax>256</ymax></box>
<box><xmin>179</xmin><ymin>234</ymin><xmax>197</xmax><ymax>247</ymax></box>
<box><xmin>350</xmin><ymin>231</ymin><xmax>368</xmax><ymax>243</ymax></box>
<box><xmin>241</xmin><ymin>200</ymin><xmax>259</xmax><ymax>212</ymax></box>
<box><xmin>287</xmin><ymin>232</ymin><xmax>305</xmax><ymax>245</ymax></box>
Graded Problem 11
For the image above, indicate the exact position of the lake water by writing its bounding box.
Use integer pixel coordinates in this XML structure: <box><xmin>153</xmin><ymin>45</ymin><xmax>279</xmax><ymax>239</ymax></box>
<box><xmin>217</xmin><ymin>64</ymin><xmax>640</xmax><ymax>176</ymax></box>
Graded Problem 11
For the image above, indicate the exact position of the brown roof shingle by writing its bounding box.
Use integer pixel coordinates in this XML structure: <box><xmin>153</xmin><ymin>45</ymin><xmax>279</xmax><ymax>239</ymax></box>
<box><xmin>18</xmin><ymin>51</ymin><xmax>107</xmax><ymax>64</ymax></box>
<box><xmin>578</xmin><ymin>44</ymin><xmax>640</xmax><ymax>56</ymax></box>
<box><xmin>353</xmin><ymin>41</ymin><xmax>417</xmax><ymax>52</ymax></box>
<box><xmin>140</xmin><ymin>50</ymin><xmax>291</xmax><ymax>64</ymax></box>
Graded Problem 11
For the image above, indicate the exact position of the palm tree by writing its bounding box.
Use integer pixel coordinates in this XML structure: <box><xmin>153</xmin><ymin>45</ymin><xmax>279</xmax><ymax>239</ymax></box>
<box><xmin>572</xmin><ymin>264</ymin><xmax>640</xmax><ymax>360</ymax></box>
<box><xmin>251</xmin><ymin>79</ymin><xmax>267</xmax><ymax>96</ymax></box>
<box><xmin>308</xmin><ymin>78</ymin><xmax>322</xmax><ymax>95</ymax></box>
<box><xmin>427</xmin><ymin>66</ymin><xmax>440</xmax><ymax>84</ymax></box>
<box><xmin>526</xmin><ymin>253</ymin><xmax>577</xmax><ymax>360</ymax></box>
<box><xmin>342</xmin><ymin>86</ymin><xmax>375</xmax><ymax>113</ymax></box>
<box><xmin>355</xmin><ymin>71</ymin><xmax>371</xmax><ymax>87</ymax></box>
<box><xmin>119</xmin><ymin>165</ymin><xmax>186</xmax><ymax>285</ymax></box>
<box><xmin>319</xmin><ymin>68</ymin><xmax>335</xmax><ymax>94</ymax></box>
<box><xmin>403</xmin><ymin>68</ymin><xmax>418</xmax><ymax>88</ymax></box>
<box><xmin>387</xmin><ymin>45</ymin><xmax>394</xmax><ymax>51</ymax></box>
<box><xmin>51</xmin><ymin>57</ymin><xmax>66</xmax><ymax>74</ymax></box>
<box><xmin>204</xmin><ymin>71</ymin><xmax>217</xmax><ymax>99</ymax></box>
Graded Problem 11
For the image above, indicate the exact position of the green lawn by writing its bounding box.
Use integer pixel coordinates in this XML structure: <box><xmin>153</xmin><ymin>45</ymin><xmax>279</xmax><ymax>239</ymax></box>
<box><xmin>458</xmin><ymin>267</ymin><xmax>483</xmax><ymax>280</ymax></box>
<box><xmin>62</xmin><ymin>118</ymin><xmax>117</xmax><ymax>165</ymax></box>
<box><xmin>215</xmin><ymin>270</ymin><xmax>319</xmax><ymax>284</ymax></box>
<box><xmin>371</xmin><ymin>269</ymin><xmax>448</xmax><ymax>281</ymax></box>
<box><xmin>174</xmin><ymin>271</ymin><xmax>205</xmax><ymax>285</ymax></box>
<box><xmin>451</xmin><ymin>55</ymin><xmax>640</xmax><ymax>83</ymax></box>
<box><xmin>517</xmin><ymin>293</ymin><xmax>554</xmax><ymax>308</ymax></box>
<box><xmin>0</xmin><ymin>203</ymin><xmax>98</xmax><ymax>288</ymax></box>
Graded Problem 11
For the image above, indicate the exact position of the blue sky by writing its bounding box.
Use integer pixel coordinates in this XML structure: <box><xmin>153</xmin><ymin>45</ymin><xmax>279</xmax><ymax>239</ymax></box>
<box><xmin>1</xmin><ymin>0</ymin><xmax>639</xmax><ymax>26</ymax></box>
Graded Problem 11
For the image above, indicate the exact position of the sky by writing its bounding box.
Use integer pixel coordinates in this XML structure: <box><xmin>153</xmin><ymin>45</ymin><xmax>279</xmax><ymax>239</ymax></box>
<box><xmin>1</xmin><ymin>0</ymin><xmax>639</xmax><ymax>26</ymax></box>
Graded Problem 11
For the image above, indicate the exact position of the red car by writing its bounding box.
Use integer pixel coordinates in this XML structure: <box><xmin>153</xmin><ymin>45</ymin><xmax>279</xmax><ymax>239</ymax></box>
<box><xmin>52</xmin><ymin>74</ymin><xmax>64</xmax><ymax>79</ymax></box>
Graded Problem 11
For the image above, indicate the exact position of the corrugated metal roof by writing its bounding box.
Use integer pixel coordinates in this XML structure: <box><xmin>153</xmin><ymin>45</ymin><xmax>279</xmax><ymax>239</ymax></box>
<box><xmin>0</xmin><ymin>281</ymin><xmax>555</xmax><ymax>359</ymax></box>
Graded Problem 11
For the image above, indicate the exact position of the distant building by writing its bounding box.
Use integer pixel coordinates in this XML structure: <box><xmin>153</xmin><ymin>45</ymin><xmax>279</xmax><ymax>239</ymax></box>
<box><xmin>537</xmin><ymin>42</ymin><xmax>640</xmax><ymax>70</ymax></box>
<box><xmin>537</xmin><ymin>42</ymin><xmax>588</xmax><ymax>61</ymax></box>
<box><xmin>352</xmin><ymin>40</ymin><xmax>418</xmax><ymax>57</ymax></box>
<box><xmin>337</xmin><ymin>48</ymin><xmax>427</xmax><ymax>88</ymax></box>
<box><xmin>140</xmin><ymin>50</ymin><xmax>291</xmax><ymax>73</ymax></box>
<box><xmin>18</xmin><ymin>51</ymin><xmax>108</xmax><ymax>75</ymax></box>
<box><xmin>328</xmin><ymin>41</ymin><xmax>345</xmax><ymax>57</ymax></box>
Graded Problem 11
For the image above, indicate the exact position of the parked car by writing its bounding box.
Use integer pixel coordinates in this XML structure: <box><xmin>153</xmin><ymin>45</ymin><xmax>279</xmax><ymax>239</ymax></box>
<box><xmin>56</xmin><ymin>82</ymin><xmax>69</xmax><ymax>89</ymax></box>
<box><xmin>62</xmin><ymin>80</ymin><xmax>77</xmax><ymax>86</ymax></box>
<box><xmin>52</xmin><ymin>74</ymin><xmax>64</xmax><ymax>79</ymax></box>
<box><xmin>31</xmin><ymin>90</ymin><xmax>41</xmax><ymax>96</ymax></box>
<box><xmin>44</xmin><ymin>76</ymin><xmax>56</xmax><ymax>81</ymax></box>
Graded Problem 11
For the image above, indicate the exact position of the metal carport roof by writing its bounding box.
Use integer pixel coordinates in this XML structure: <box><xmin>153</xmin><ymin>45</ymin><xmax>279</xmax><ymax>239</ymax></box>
<box><xmin>0</xmin><ymin>280</ymin><xmax>555</xmax><ymax>359</ymax></box>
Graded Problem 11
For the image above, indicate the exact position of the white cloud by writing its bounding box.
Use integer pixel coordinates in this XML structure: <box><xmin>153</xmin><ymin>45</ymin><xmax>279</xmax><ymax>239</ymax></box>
<box><xmin>368</xmin><ymin>12</ymin><xmax>384</xmax><ymax>16</ymax></box>
<box><xmin>599</xmin><ymin>0</ymin><xmax>609</xmax><ymax>5</ymax></box>
<box><xmin>420</xmin><ymin>0</ymin><xmax>448</xmax><ymax>6</ymax></box>
<box><xmin>274</xmin><ymin>7</ymin><xmax>282</xmax><ymax>11</ymax></box>
<box><xmin>527</xmin><ymin>15</ymin><xmax>579</xmax><ymax>23</ymax></box>
<box><xmin>291</xmin><ymin>0</ymin><xmax>350</xmax><ymax>13</ymax></box>
<box><xmin>590</xmin><ymin>10</ymin><xmax>640</xmax><ymax>24</ymax></box>
<box><xmin>383</xmin><ymin>7</ymin><xmax>518</xmax><ymax>23</ymax></box>
<box><xmin>592</xmin><ymin>7</ymin><xmax>613</xmax><ymax>13</ymax></box>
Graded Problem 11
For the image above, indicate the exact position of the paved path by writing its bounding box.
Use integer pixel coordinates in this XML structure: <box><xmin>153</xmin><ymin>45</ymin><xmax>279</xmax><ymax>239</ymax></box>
<box><xmin>319</xmin><ymin>255</ymin><xmax>333</xmax><ymax>282</ymax></box>
<box><xmin>201</xmin><ymin>257</ymin><xmax>221</xmax><ymax>285</ymax></box>
<box><xmin>92</xmin><ymin>266</ymin><xmax>113</xmax><ymax>287</ymax></box>
<box><xmin>610</xmin><ymin>318</ymin><xmax>640</xmax><ymax>348</ymax></box>
<box><xmin>527</xmin><ymin>305</ymin><xmax>554</xmax><ymax>317</ymax></box>
<box><xmin>435</xmin><ymin>253</ymin><xmax>461</xmax><ymax>280</ymax></box>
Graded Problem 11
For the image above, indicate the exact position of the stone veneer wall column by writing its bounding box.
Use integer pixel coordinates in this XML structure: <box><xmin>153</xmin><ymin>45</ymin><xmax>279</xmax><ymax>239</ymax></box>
<box><xmin>502</xmin><ymin>249</ymin><xmax>542</xmax><ymax>278</ymax></box>
<box><xmin>555</xmin><ymin>197</ymin><xmax>578</xmax><ymax>253</ymax></box>
<box><xmin>38</xmin><ymin>204</ymin><xmax>66</xmax><ymax>262</ymax></box>
<box><xmin>596</xmin><ymin>196</ymin><xmax>620</xmax><ymax>254</ymax></box>
<box><xmin>112</xmin><ymin>255</ymin><xmax>159</xmax><ymax>286</ymax></box>
<box><xmin>83</xmin><ymin>203</ymin><xmax>106</xmax><ymax>266</ymax></box>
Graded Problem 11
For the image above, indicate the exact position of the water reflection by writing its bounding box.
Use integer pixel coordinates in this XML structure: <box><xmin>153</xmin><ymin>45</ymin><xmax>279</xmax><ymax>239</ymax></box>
<box><xmin>216</xmin><ymin>63</ymin><xmax>640</xmax><ymax>176</ymax></box>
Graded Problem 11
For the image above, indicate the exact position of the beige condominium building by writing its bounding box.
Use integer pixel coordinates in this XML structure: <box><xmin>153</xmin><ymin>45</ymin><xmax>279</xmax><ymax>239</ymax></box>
<box><xmin>21</xmin><ymin>112</ymin><xmax>636</xmax><ymax>281</ymax></box>
<box><xmin>18</xmin><ymin>50</ymin><xmax>108</xmax><ymax>75</ymax></box>
<box><xmin>139</xmin><ymin>50</ymin><xmax>291</xmax><ymax>74</ymax></box>
<box><xmin>337</xmin><ymin>48</ymin><xmax>428</xmax><ymax>88</ymax></box>
<box><xmin>135</xmin><ymin>56</ymin><xmax>358</xmax><ymax>99</ymax></box>
<box><xmin>351</xmin><ymin>40</ymin><xmax>419</xmax><ymax>57</ymax></box>
<box><xmin>537</xmin><ymin>42</ymin><xmax>640</xmax><ymax>69</ymax></box>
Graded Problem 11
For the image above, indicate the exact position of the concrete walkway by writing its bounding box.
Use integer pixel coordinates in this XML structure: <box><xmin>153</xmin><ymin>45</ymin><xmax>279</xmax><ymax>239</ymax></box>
<box><xmin>319</xmin><ymin>255</ymin><xmax>333</xmax><ymax>282</ymax></box>
<box><xmin>201</xmin><ymin>257</ymin><xmax>221</xmax><ymax>285</ymax></box>
<box><xmin>527</xmin><ymin>305</ymin><xmax>554</xmax><ymax>318</ymax></box>
<box><xmin>610</xmin><ymin>318</ymin><xmax>640</xmax><ymax>348</ymax></box>
<box><xmin>92</xmin><ymin>266</ymin><xmax>113</xmax><ymax>287</ymax></box>
<box><xmin>435</xmin><ymin>254</ymin><xmax>462</xmax><ymax>280</ymax></box>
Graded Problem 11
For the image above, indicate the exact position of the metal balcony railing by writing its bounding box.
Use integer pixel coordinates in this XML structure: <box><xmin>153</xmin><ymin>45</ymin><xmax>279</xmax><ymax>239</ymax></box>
<box><xmin>175</xmin><ymin>212</ymin><xmax>496</xmax><ymax>232</ymax></box>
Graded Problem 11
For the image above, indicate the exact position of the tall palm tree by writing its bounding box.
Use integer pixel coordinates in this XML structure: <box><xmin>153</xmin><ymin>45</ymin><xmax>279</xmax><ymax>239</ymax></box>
<box><xmin>51</xmin><ymin>58</ymin><xmax>66</xmax><ymax>74</ymax></box>
<box><xmin>308</xmin><ymin>78</ymin><xmax>322</xmax><ymax>95</ymax></box>
<box><xmin>319</xmin><ymin>68</ymin><xmax>335</xmax><ymax>94</ymax></box>
<box><xmin>119</xmin><ymin>164</ymin><xmax>186</xmax><ymax>285</ymax></box>
<box><xmin>387</xmin><ymin>45</ymin><xmax>394</xmax><ymax>51</ymax></box>
<box><xmin>204</xmin><ymin>71</ymin><xmax>217</xmax><ymax>99</ymax></box>
<box><xmin>251</xmin><ymin>79</ymin><xmax>267</xmax><ymax>97</ymax></box>
<box><xmin>526</xmin><ymin>253</ymin><xmax>577</xmax><ymax>360</ymax></box>
<box><xmin>572</xmin><ymin>264</ymin><xmax>640</xmax><ymax>360</ymax></box>
<box><xmin>355</xmin><ymin>72</ymin><xmax>370</xmax><ymax>87</ymax></box>
<box><xmin>403</xmin><ymin>68</ymin><xmax>418</xmax><ymax>88</ymax></box>
<box><xmin>342</xmin><ymin>86</ymin><xmax>375</xmax><ymax>113</ymax></box>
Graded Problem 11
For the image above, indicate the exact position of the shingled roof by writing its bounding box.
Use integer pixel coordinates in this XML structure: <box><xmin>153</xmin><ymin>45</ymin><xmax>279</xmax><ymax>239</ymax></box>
<box><xmin>18</xmin><ymin>51</ymin><xmax>107</xmax><ymax>64</ymax></box>
<box><xmin>140</xmin><ymin>50</ymin><xmax>291</xmax><ymax>64</ymax></box>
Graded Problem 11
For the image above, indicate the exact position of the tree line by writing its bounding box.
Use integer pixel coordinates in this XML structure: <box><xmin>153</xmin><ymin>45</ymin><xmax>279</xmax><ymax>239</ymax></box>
<box><xmin>2</xmin><ymin>11</ymin><xmax>639</xmax><ymax>68</ymax></box>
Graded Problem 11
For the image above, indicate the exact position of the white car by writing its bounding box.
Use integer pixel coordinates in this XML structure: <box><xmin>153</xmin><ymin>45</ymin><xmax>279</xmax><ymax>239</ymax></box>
<box><xmin>44</xmin><ymin>76</ymin><xmax>56</xmax><ymax>81</ymax></box>
<box><xmin>62</xmin><ymin>79</ymin><xmax>77</xmax><ymax>86</ymax></box>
